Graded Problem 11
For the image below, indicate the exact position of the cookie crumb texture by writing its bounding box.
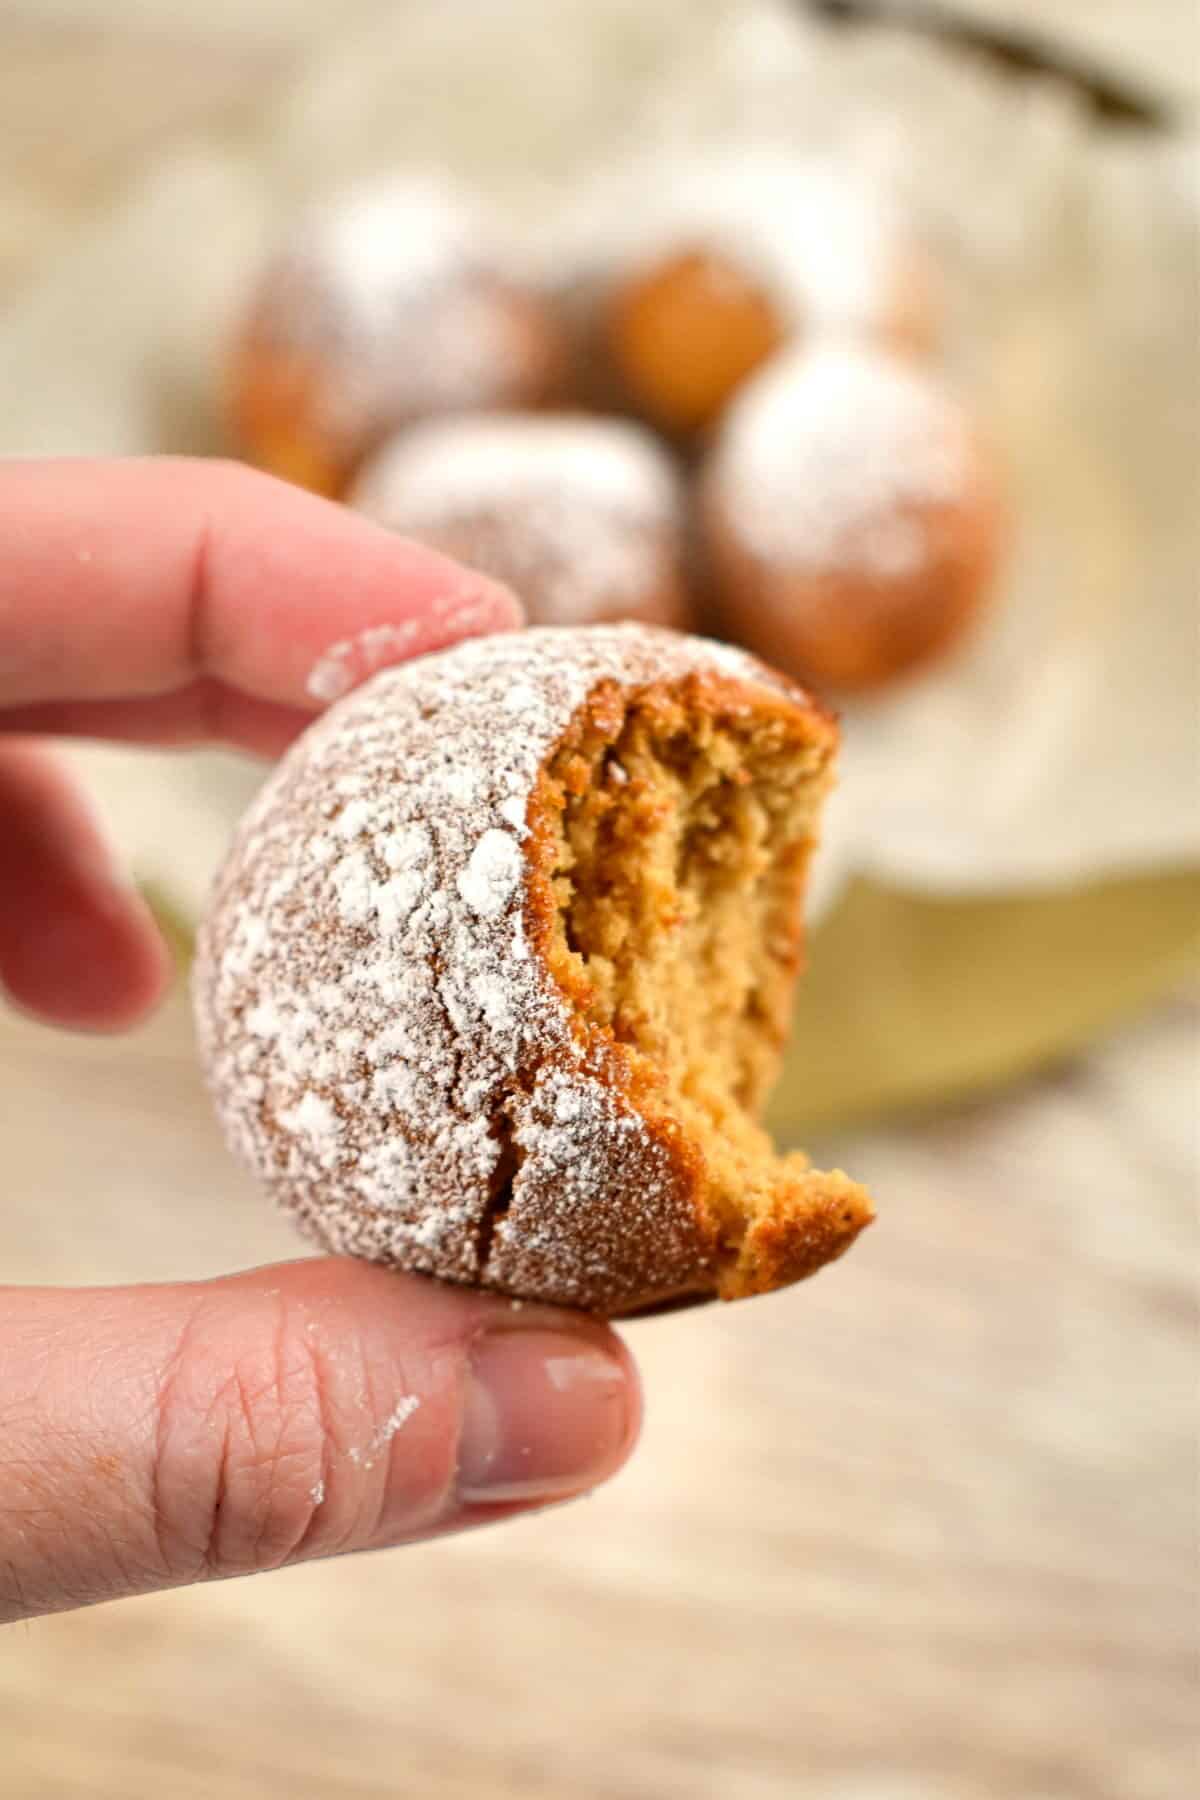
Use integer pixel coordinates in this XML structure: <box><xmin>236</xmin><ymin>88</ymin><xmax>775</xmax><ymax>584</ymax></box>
<box><xmin>194</xmin><ymin>625</ymin><xmax>872</xmax><ymax>1314</ymax></box>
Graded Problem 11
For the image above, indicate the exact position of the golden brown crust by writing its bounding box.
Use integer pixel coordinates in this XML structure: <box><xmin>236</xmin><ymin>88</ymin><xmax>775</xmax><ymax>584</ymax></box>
<box><xmin>704</xmin><ymin>468</ymin><xmax>1004</xmax><ymax>692</ymax></box>
<box><xmin>604</xmin><ymin>248</ymin><xmax>787</xmax><ymax>438</ymax></box>
<box><xmin>719</xmin><ymin>1170</ymin><xmax>874</xmax><ymax>1301</ymax></box>
<box><xmin>225</xmin><ymin>336</ymin><xmax>349</xmax><ymax>499</ymax></box>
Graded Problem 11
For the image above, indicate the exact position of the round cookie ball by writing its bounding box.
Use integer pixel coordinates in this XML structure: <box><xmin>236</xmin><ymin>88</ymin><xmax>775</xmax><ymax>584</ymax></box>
<box><xmin>193</xmin><ymin>624</ymin><xmax>872</xmax><ymax>1316</ymax></box>
<box><xmin>226</xmin><ymin>176</ymin><xmax>569</xmax><ymax>498</ymax></box>
<box><xmin>350</xmin><ymin>413</ymin><xmax>693</xmax><ymax>631</ymax></box>
<box><xmin>605</xmin><ymin>247</ymin><xmax>788</xmax><ymax>440</ymax></box>
<box><xmin>601</xmin><ymin>152</ymin><xmax>940</xmax><ymax>438</ymax></box>
<box><xmin>702</xmin><ymin>342</ymin><xmax>1003</xmax><ymax>692</ymax></box>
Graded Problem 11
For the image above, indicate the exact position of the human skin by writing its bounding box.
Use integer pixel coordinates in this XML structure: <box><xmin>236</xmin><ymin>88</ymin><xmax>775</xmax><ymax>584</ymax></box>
<box><xmin>0</xmin><ymin>459</ymin><xmax>641</xmax><ymax>1623</ymax></box>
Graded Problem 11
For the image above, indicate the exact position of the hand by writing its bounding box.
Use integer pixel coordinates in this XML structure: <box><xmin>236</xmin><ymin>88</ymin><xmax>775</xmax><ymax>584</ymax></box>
<box><xmin>0</xmin><ymin>458</ymin><xmax>640</xmax><ymax>1624</ymax></box>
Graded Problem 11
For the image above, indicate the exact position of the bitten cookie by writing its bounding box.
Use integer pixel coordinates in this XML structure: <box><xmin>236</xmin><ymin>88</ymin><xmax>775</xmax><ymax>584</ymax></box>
<box><xmin>193</xmin><ymin>624</ymin><xmax>872</xmax><ymax>1315</ymax></box>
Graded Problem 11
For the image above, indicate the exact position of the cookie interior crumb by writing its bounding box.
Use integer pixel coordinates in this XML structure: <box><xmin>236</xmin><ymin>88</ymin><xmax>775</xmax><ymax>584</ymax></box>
<box><xmin>528</xmin><ymin>674</ymin><xmax>872</xmax><ymax>1302</ymax></box>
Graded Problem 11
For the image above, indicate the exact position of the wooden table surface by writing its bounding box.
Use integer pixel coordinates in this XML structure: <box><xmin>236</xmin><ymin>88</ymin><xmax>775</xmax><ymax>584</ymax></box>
<box><xmin>1</xmin><ymin>6</ymin><xmax>1195</xmax><ymax>1796</ymax></box>
<box><xmin>1</xmin><ymin>982</ymin><xmax>1194</xmax><ymax>1800</ymax></box>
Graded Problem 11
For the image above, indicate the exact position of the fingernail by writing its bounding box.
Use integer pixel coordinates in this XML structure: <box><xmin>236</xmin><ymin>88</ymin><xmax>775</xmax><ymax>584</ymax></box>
<box><xmin>457</xmin><ymin>1329</ymin><xmax>634</xmax><ymax>1506</ymax></box>
<box><xmin>304</xmin><ymin>580</ymin><xmax>524</xmax><ymax>705</ymax></box>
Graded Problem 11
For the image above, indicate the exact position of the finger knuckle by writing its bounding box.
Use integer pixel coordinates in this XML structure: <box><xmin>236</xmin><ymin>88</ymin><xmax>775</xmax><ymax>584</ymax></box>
<box><xmin>152</xmin><ymin>1295</ymin><xmax>332</xmax><ymax>1582</ymax></box>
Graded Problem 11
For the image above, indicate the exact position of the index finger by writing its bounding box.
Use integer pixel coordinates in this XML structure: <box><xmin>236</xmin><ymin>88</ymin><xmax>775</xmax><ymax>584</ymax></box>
<box><xmin>0</xmin><ymin>456</ymin><xmax>521</xmax><ymax>714</ymax></box>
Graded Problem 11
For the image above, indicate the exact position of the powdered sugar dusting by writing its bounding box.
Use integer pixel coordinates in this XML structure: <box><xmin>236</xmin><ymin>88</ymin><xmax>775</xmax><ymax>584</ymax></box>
<box><xmin>304</xmin><ymin>578</ymin><xmax>515</xmax><ymax>705</ymax></box>
<box><xmin>458</xmin><ymin>828</ymin><xmax>522</xmax><ymax>917</ymax></box>
<box><xmin>352</xmin><ymin>414</ymin><xmax>684</xmax><ymax>628</ymax></box>
<box><xmin>347</xmin><ymin>1394</ymin><xmax>421</xmax><ymax>1468</ymax></box>
<box><xmin>313</xmin><ymin>178</ymin><xmax>492</xmax><ymax>336</ymax></box>
<box><xmin>712</xmin><ymin>342</ymin><xmax>971</xmax><ymax>575</ymax></box>
<box><xmin>277</xmin><ymin>1091</ymin><xmax>341</xmax><ymax>1162</ymax></box>
<box><xmin>374</xmin><ymin>1394</ymin><xmax>420</xmax><ymax>1446</ymax></box>
<box><xmin>194</xmin><ymin>624</ymin><xmax>793</xmax><ymax>1309</ymax></box>
<box><xmin>357</xmin><ymin>414</ymin><xmax>678</xmax><ymax>521</ymax></box>
<box><xmin>307</xmin><ymin>623</ymin><xmax>427</xmax><ymax>703</ymax></box>
<box><xmin>251</xmin><ymin>175</ymin><xmax>555</xmax><ymax>451</ymax></box>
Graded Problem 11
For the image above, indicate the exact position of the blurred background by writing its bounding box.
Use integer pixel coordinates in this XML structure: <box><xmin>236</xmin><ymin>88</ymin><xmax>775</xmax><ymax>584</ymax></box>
<box><xmin>1</xmin><ymin>2</ymin><xmax>1196</xmax><ymax>1797</ymax></box>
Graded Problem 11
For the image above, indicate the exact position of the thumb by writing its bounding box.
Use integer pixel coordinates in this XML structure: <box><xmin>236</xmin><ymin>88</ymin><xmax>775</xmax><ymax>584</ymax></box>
<box><xmin>0</xmin><ymin>1258</ymin><xmax>640</xmax><ymax>1622</ymax></box>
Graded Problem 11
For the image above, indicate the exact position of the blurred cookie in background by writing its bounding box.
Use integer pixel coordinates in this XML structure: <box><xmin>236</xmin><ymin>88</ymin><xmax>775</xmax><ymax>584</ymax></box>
<box><xmin>599</xmin><ymin>150</ymin><xmax>940</xmax><ymax>439</ymax></box>
<box><xmin>603</xmin><ymin>245</ymin><xmax>788</xmax><ymax>440</ymax></box>
<box><xmin>351</xmin><ymin>411</ymin><xmax>694</xmax><ymax>631</ymax></box>
<box><xmin>702</xmin><ymin>341</ymin><xmax>1003</xmax><ymax>692</ymax></box>
<box><xmin>226</xmin><ymin>175</ymin><xmax>570</xmax><ymax>498</ymax></box>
